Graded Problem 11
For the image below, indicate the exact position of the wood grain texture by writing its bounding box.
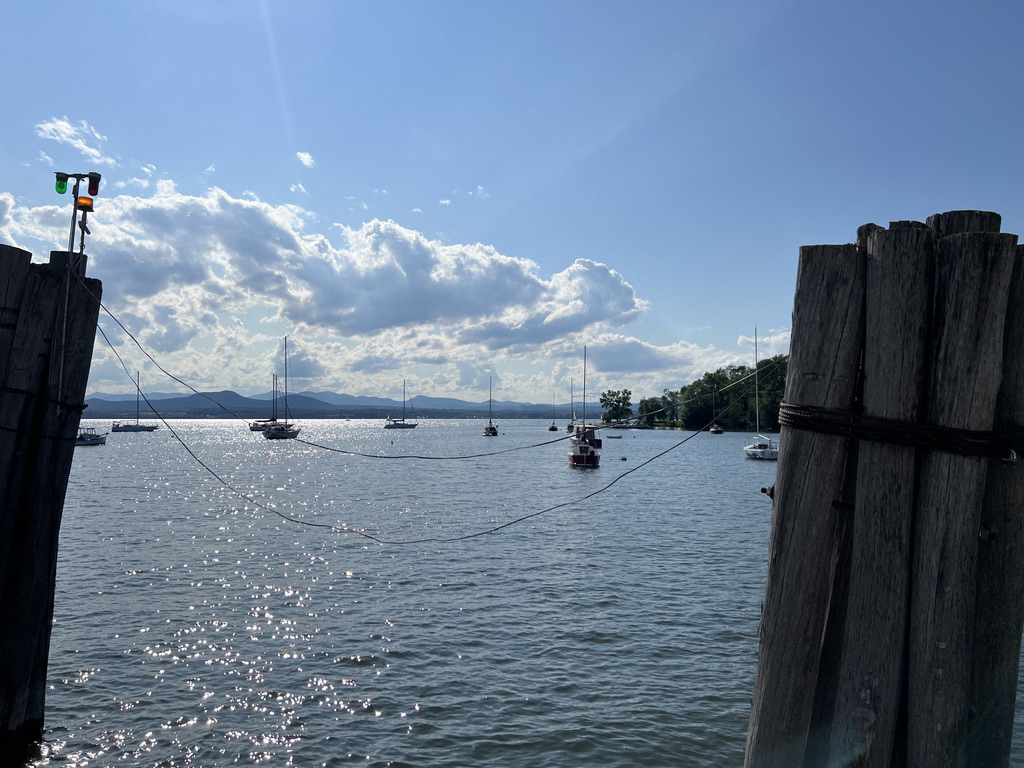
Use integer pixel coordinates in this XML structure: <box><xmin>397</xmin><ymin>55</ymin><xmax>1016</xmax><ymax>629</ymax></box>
<box><xmin>745</xmin><ymin>243</ymin><xmax>865</xmax><ymax>768</ymax></box>
<box><xmin>826</xmin><ymin>225</ymin><xmax>933</xmax><ymax>767</ymax></box>
<box><xmin>968</xmin><ymin>242</ymin><xmax>1024</xmax><ymax>768</ymax></box>
<box><xmin>0</xmin><ymin>251</ymin><xmax>102</xmax><ymax>746</ymax></box>
<box><xmin>908</xmin><ymin>231</ymin><xmax>1017</xmax><ymax>768</ymax></box>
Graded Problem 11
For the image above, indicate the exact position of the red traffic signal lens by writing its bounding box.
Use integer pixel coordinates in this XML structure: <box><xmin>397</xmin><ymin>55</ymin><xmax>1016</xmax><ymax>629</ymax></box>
<box><xmin>87</xmin><ymin>172</ymin><xmax>101</xmax><ymax>196</ymax></box>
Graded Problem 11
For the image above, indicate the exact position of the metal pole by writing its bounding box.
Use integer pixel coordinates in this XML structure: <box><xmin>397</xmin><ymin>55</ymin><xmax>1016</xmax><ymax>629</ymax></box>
<box><xmin>66</xmin><ymin>176</ymin><xmax>81</xmax><ymax>254</ymax></box>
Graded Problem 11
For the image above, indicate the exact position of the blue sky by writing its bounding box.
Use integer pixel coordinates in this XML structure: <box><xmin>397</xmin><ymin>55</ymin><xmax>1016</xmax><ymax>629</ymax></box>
<box><xmin>3</xmin><ymin>0</ymin><xmax>1023</xmax><ymax>403</ymax></box>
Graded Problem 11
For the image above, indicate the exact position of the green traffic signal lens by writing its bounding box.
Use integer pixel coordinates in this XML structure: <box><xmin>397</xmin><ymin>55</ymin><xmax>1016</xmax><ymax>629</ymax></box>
<box><xmin>55</xmin><ymin>178</ymin><xmax>67</xmax><ymax>194</ymax></box>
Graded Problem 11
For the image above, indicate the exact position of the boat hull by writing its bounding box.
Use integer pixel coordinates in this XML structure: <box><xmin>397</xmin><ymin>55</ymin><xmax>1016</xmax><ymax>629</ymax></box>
<box><xmin>263</xmin><ymin>422</ymin><xmax>301</xmax><ymax>439</ymax></box>
<box><xmin>75</xmin><ymin>429</ymin><xmax>107</xmax><ymax>446</ymax></box>
<box><xmin>743</xmin><ymin>437</ymin><xmax>778</xmax><ymax>460</ymax></box>
<box><xmin>568</xmin><ymin>452</ymin><xmax>601</xmax><ymax>467</ymax></box>
<box><xmin>111</xmin><ymin>423</ymin><xmax>158</xmax><ymax>432</ymax></box>
<box><xmin>384</xmin><ymin>421</ymin><xmax>417</xmax><ymax>429</ymax></box>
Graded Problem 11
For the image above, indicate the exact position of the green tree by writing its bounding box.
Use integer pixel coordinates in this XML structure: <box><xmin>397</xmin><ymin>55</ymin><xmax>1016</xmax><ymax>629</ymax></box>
<box><xmin>637</xmin><ymin>396</ymin><xmax>663</xmax><ymax>426</ymax></box>
<box><xmin>599</xmin><ymin>389</ymin><xmax>633</xmax><ymax>423</ymax></box>
<box><xmin>660</xmin><ymin>388</ymin><xmax>681</xmax><ymax>424</ymax></box>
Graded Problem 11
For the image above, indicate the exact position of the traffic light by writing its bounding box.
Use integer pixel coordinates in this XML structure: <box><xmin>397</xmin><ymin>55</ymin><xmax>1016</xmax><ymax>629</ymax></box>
<box><xmin>76</xmin><ymin>196</ymin><xmax>94</xmax><ymax>212</ymax></box>
<box><xmin>55</xmin><ymin>172</ymin><xmax>69</xmax><ymax>194</ymax></box>
<box><xmin>87</xmin><ymin>172</ymin><xmax>101</xmax><ymax>196</ymax></box>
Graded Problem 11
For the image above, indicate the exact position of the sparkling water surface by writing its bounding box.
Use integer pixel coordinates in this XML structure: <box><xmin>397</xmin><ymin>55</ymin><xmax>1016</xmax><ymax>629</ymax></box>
<box><xmin>27</xmin><ymin>419</ymin><xmax>1024</xmax><ymax>766</ymax></box>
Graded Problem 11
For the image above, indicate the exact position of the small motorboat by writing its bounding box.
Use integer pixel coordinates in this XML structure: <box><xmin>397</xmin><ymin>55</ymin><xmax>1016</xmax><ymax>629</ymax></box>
<box><xmin>75</xmin><ymin>427</ymin><xmax>108</xmax><ymax>446</ymax></box>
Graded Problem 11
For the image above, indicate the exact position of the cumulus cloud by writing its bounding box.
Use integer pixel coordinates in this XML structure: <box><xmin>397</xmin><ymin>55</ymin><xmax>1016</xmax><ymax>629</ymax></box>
<box><xmin>296</xmin><ymin>151</ymin><xmax>315</xmax><ymax>168</ymax></box>
<box><xmin>0</xmin><ymin>181</ymin><xmax>777</xmax><ymax>399</ymax></box>
<box><xmin>35</xmin><ymin>117</ymin><xmax>117</xmax><ymax>166</ymax></box>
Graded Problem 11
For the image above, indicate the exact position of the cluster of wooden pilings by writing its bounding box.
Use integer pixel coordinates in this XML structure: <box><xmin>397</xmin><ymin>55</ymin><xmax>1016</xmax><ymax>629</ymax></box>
<box><xmin>745</xmin><ymin>211</ymin><xmax>1024</xmax><ymax>768</ymax></box>
<box><xmin>0</xmin><ymin>244</ymin><xmax>101</xmax><ymax>757</ymax></box>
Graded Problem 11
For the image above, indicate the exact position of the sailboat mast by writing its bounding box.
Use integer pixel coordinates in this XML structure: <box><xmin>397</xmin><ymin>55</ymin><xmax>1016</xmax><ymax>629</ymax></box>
<box><xmin>135</xmin><ymin>371</ymin><xmax>140</xmax><ymax>422</ymax></box>
<box><xmin>582</xmin><ymin>346</ymin><xmax>587</xmax><ymax>427</ymax></box>
<box><xmin>753</xmin><ymin>327</ymin><xmax>760</xmax><ymax>436</ymax></box>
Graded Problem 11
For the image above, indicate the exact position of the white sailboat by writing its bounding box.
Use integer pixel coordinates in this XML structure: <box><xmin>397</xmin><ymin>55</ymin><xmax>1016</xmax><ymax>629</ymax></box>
<box><xmin>111</xmin><ymin>371</ymin><xmax>159</xmax><ymax>432</ymax></box>
<box><xmin>743</xmin><ymin>328</ymin><xmax>778</xmax><ymax>460</ymax></box>
<box><xmin>263</xmin><ymin>337</ymin><xmax>300</xmax><ymax>440</ymax></box>
<box><xmin>483</xmin><ymin>376</ymin><xmax>498</xmax><ymax>436</ymax></box>
<box><xmin>384</xmin><ymin>379</ymin><xmax>417</xmax><ymax>429</ymax></box>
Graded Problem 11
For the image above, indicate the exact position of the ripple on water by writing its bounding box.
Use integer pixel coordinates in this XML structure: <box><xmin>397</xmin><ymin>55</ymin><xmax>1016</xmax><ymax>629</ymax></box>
<box><xmin>40</xmin><ymin>422</ymin><xmax>786</xmax><ymax>766</ymax></box>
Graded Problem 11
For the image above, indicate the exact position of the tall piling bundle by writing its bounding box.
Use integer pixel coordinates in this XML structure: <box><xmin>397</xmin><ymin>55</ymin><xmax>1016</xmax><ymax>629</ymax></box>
<box><xmin>744</xmin><ymin>211</ymin><xmax>1024</xmax><ymax>768</ymax></box>
<box><xmin>0</xmin><ymin>245</ymin><xmax>102</xmax><ymax>754</ymax></box>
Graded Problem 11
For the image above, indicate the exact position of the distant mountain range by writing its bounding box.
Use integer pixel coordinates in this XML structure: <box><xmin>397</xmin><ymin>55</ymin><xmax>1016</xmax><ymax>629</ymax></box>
<box><xmin>82</xmin><ymin>390</ymin><xmax>575</xmax><ymax>420</ymax></box>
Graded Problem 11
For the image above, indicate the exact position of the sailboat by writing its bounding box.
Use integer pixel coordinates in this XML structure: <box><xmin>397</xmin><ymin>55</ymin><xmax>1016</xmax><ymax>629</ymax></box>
<box><xmin>548</xmin><ymin>394</ymin><xmax>558</xmax><ymax>431</ymax></box>
<box><xmin>111</xmin><ymin>372</ymin><xmax>159</xmax><ymax>432</ymax></box>
<box><xmin>263</xmin><ymin>337</ymin><xmax>300</xmax><ymax>440</ymax></box>
<box><xmin>568</xmin><ymin>347</ymin><xmax>601</xmax><ymax>468</ymax></box>
<box><xmin>384</xmin><ymin>379</ymin><xmax>417</xmax><ymax>429</ymax></box>
<box><xmin>484</xmin><ymin>376</ymin><xmax>498</xmax><ymax>436</ymax></box>
<box><xmin>743</xmin><ymin>328</ymin><xmax>778</xmax><ymax>460</ymax></box>
<box><xmin>249</xmin><ymin>374</ymin><xmax>278</xmax><ymax>431</ymax></box>
<box><xmin>709</xmin><ymin>388</ymin><xmax>724</xmax><ymax>434</ymax></box>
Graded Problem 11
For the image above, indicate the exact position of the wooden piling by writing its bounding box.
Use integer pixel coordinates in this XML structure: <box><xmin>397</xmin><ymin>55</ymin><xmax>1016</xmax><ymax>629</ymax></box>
<box><xmin>745</xmin><ymin>211</ymin><xmax>1024</xmax><ymax>768</ymax></box>
<box><xmin>0</xmin><ymin>245</ymin><xmax>101</xmax><ymax>755</ymax></box>
<box><xmin>908</xmin><ymin>227</ymin><xmax>1016</xmax><ymax>767</ymax></box>
<box><xmin>967</xmin><ymin>242</ymin><xmax>1024</xmax><ymax>767</ymax></box>
<box><xmin>744</xmin><ymin>243</ymin><xmax>865</xmax><ymax>768</ymax></box>
<box><xmin>826</xmin><ymin>222</ymin><xmax>933</xmax><ymax>768</ymax></box>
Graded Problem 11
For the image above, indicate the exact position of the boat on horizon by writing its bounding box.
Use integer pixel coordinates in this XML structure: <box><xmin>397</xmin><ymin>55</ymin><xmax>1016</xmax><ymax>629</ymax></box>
<box><xmin>263</xmin><ymin>337</ymin><xmax>301</xmax><ymax>440</ymax></box>
<box><xmin>384</xmin><ymin>379</ymin><xmax>418</xmax><ymax>429</ymax></box>
<box><xmin>484</xmin><ymin>376</ymin><xmax>498</xmax><ymax>436</ymax></box>
<box><xmin>111</xmin><ymin>372</ymin><xmax>159</xmax><ymax>432</ymax></box>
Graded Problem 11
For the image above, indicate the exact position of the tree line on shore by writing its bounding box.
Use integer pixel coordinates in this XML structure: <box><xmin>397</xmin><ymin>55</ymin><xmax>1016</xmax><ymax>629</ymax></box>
<box><xmin>599</xmin><ymin>354</ymin><xmax>788</xmax><ymax>431</ymax></box>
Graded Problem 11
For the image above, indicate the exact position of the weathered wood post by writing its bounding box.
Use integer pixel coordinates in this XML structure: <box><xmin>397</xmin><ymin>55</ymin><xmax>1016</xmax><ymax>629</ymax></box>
<box><xmin>968</xmin><ymin>241</ymin><xmax>1024</xmax><ymax>767</ymax></box>
<box><xmin>826</xmin><ymin>222</ymin><xmax>934</xmax><ymax>767</ymax></box>
<box><xmin>0</xmin><ymin>244</ymin><xmax>102</xmax><ymax>756</ymax></box>
<box><xmin>744</xmin><ymin>243</ymin><xmax>865</xmax><ymax>767</ymax></box>
<box><xmin>907</xmin><ymin>216</ymin><xmax>1016</xmax><ymax>766</ymax></box>
<box><xmin>745</xmin><ymin>211</ymin><xmax>1024</xmax><ymax>768</ymax></box>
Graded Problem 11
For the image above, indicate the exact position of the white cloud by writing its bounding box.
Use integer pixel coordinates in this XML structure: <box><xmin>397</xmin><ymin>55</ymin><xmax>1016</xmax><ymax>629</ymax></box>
<box><xmin>203</xmin><ymin>165</ymin><xmax>216</xmax><ymax>176</ymax></box>
<box><xmin>0</xmin><ymin>184</ymin><xmax>782</xmax><ymax>399</ymax></box>
<box><xmin>35</xmin><ymin>117</ymin><xmax>117</xmax><ymax>167</ymax></box>
<box><xmin>439</xmin><ymin>199</ymin><xmax>451</xmax><ymax>206</ymax></box>
<box><xmin>290</xmin><ymin>183</ymin><xmax>308</xmax><ymax>194</ymax></box>
<box><xmin>113</xmin><ymin>177</ymin><xmax>151</xmax><ymax>190</ymax></box>
<box><xmin>296</xmin><ymin>151</ymin><xmax>315</xmax><ymax>168</ymax></box>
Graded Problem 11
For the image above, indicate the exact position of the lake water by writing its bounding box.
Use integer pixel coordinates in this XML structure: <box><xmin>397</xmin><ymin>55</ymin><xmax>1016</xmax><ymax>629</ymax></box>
<box><xmin>25</xmin><ymin>419</ymin><xmax>1024</xmax><ymax>766</ymax></box>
